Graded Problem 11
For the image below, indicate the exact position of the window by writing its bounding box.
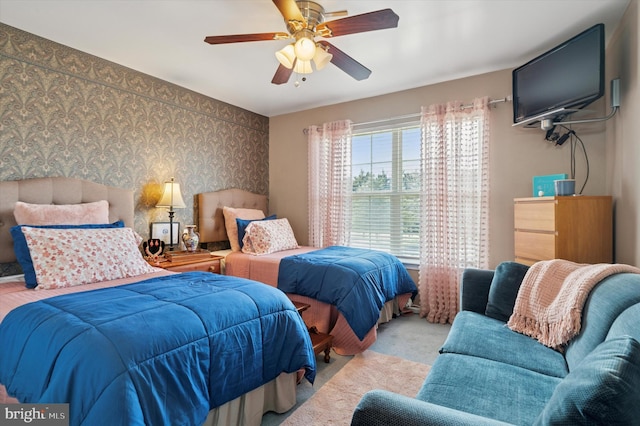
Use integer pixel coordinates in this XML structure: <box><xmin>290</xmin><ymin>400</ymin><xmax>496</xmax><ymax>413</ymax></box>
<box><xmin>350</xmin><ymin>124</ymin><xmax>421</xmax><ymax>261</ymax></box>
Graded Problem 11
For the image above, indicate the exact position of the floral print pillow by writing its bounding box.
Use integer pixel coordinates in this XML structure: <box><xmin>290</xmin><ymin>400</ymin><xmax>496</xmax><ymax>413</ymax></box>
<box><xmin>241</xmin><ymin>218</ymin><xmax>299</xmax><ymax>255</ymax></box>
<box><xmin>22</xmin><ymin>227</ymin><xmax>158</xmax><ymax>289</ymax></box>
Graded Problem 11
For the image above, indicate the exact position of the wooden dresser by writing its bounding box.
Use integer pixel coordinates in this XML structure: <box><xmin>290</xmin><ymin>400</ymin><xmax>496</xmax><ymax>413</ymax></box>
<box><xmin>514</xmin><ymin>196</ymin><xmax>613</xmax><ymax>266</ymax></box>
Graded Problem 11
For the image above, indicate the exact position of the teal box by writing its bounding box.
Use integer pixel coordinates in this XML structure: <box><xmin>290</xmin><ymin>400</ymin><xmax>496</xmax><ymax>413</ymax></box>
<box><xmin>532</xmin><ymin>174</ymin><xmax>568</xmax><ymax>197</ymax></box>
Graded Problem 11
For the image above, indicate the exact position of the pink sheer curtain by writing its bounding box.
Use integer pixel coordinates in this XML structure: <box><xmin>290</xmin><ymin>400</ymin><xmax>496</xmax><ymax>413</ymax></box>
<box><xmin>419</xmin><ymin>98</ymin><xmax>491</xmax><ymax>323</ymax></box>
<box><xmin>307</xmin><ymin>120</ymin><xmax>353</xmax><ymax>247</ymax></box>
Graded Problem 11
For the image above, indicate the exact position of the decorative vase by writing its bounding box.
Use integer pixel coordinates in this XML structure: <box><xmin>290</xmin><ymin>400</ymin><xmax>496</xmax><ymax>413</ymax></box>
<box><xmin>182</xmin><ymin>225</ymin><xmax>200</xmax><ymax>252</ymax></box>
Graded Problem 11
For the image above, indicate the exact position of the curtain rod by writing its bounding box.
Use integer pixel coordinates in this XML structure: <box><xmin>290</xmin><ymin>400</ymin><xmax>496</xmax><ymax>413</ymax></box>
<box><xmin>303</xmin><ymin>95</ymin><xmax>512</xmax><ymax>134</ymax></box>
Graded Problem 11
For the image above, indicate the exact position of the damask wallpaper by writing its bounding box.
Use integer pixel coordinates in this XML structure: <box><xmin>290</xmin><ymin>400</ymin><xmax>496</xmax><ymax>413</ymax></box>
<box><xmin>0</xmin><ymin>23</ymin><xmax>269</xmax><ymax>275</ymax></box>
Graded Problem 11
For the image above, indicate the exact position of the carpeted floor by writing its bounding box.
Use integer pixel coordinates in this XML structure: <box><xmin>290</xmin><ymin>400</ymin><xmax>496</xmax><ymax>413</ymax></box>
<box><xmin>280</xmin><ymin>350</ymin><xmax>431</xmax><ymax>425</ymax></box>
<box><xmin>261</xmin><ymin>312</ymin><xmax>450</xmax><ymax>425</ymax></box>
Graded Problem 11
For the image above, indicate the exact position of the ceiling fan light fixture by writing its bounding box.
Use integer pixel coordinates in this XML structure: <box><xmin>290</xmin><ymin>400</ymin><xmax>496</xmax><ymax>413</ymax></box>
<box><xmin>294</xmin><ymin>36</ymin><xmax>316</xmax><ymax>61</ymax></box>
<box><xmin>205</xmin><ymin>5</ymin><xmax>400</xmax><ymax>86</ymax></box>
<box><xmin>293</xmin><ymin>59</ymin><xmax>313</xmax><ymax>74</ymax></box>
<box><xmin>275</xmin><ymin>44</ymin><xmax>296</xmax><ymax>69</ymax></box>
<box><xmin>312</xmin><ymin>45</ymin><xmax>332</xmax><ymax>70</ymax></box>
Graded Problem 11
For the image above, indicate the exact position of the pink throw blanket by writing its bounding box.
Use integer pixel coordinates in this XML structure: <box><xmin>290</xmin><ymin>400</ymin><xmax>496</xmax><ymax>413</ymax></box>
<box><xmin>507</xmin><ymin>259</ymin><xmax>640</xmax><ymax>351</ymax></box>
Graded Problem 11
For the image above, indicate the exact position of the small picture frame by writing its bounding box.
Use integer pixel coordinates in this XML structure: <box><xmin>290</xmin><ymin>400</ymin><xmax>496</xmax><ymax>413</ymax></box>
<box><xmin>151</xmin><ymin>222</ymin><xmax>180</xmax><ymax>245</ymax></box>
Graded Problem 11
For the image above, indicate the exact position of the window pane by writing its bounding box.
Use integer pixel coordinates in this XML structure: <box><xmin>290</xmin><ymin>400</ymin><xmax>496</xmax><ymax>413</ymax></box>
<box><xmin>352</xmin><ymin>135</ymin><xmax>371</xmax><ymax>164</ymax></box>
<box><xmin>403</xmin><ymin>160</ymin><xmax>420</xmax><ymax>191</ymax></box>
<box><xmin>352</xmin><ymin>167</ymin><xmax>371</xmax><ymax>192</ymax></box>
<box><xmin>402</xmin><ymin>128</ymin><xmax>421</xmax><ymax>159</ymax></box>
<box><xmin>371</xmin><ymin>163</ymin><xmax>391</xmax><ymax>191</ymax></box>
<box><xmin>351</xmin><ymin>195</ymin><xmax>391</xmax><ymax>248</ymax></box>
<box><xmin>371</xmin><ymin>133</ymin><xmax>392</xmax><ymax>162</ymax></box>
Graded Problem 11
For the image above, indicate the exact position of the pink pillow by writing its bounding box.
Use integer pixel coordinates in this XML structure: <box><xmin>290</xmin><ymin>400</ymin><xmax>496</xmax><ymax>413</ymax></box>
<box><xmin>14</xmin><ymin>200</ymin><xmax>109</xmax><ymax>225</ymax></box>
<box><xmin>242</xmin><ymin>218</ymin><xmax>299</xmax><ymax>255</ymax></box>
<box><xmin>22</xmin><ymin>227</ymin><xmax>157</xmax><ymax>289</ymax></box>
<box><xmin>222</xmin><ymin>206</ymin><xmax>265</xmax><ymax>252</ymax></box>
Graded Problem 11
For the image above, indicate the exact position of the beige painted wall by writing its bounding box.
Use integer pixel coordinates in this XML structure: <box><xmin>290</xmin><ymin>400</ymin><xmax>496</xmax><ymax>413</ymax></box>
<box><xmin>606</xmin><ymin>0</ymin><xmax>639</xmax><ymax>265</ymax></box>
<box><xmin>270</xmin><ymin>66</ymin><xmax>610</xmax><ymax>268</ymax></box>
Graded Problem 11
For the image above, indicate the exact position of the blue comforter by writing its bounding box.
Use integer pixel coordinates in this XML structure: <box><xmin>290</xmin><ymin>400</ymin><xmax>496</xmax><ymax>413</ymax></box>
<box><xmin>278</xmin><ymin>246</ymin><xmax>417</xmax><ymax>340</ymax></box>
<box><xmin>0</xmin><ymin>272</ymin><xmax>316</xmax><ymax>426</ymax></box>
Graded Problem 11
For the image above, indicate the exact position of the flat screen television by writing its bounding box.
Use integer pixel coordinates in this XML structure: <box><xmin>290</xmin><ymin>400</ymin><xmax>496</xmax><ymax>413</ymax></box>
<box><xmin>512</xmin><ymin>23</ymin><xmax>605</xmax><ymax>127</ymax></box>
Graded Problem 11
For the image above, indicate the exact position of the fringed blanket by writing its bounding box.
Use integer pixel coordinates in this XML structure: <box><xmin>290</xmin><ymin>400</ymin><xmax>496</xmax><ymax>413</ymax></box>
<box><xmin>507</xmin><ymin>259</ymin><xmax>640</xmax><ymax>351</ymax></box>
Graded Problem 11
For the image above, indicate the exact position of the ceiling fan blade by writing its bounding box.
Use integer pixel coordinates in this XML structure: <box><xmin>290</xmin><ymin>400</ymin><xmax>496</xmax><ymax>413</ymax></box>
<box><xmin>272</xmin><ymin>0</ymin><xmax>305</xmax><ymax>24</ymax></box>
<box><xmin>271</xmin><ymin>64</ymin><xmax>294</xmax><ymax>85</ymax></box>
<box><xmin>204</xmin><ymin>32</ymin><xmax>289</xmax><ymax>44</ymax></box>
<box><xmin>318</xmin><ymin>41</ymin><xmax>371</xmax><ymax>81</ymax></box>
<box><xmin>316</xmin><ymin>9</ymin><xmax>399</xmax><ymax>37</ymax></box>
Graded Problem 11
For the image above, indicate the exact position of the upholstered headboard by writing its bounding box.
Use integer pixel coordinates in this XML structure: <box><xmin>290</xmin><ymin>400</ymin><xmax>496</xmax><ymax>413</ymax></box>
<box><xmin>197</xmin><ymin>188</ymin><xmax>268</xmax><ymax>243</ymax></box>
<box><xmin>0</xmin><ymin>177</ymin><xmax>134</xmax><ymax>263</ymax></box>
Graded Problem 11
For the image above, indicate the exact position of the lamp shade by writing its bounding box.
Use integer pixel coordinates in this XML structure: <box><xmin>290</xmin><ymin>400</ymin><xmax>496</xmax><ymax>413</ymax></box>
<box><xmin>294</xmin><ymin>37</ymin><xmax>316</xmax><ymax>61</ymax></box>
<box><xmin>156</xmin><ymin>178</ymin><xmax>186</xmax><ymax>209</ymax></box>
<box><xmin>313</xmin><ymin>46</ymin><xmax>333</xmax><ymax>70</ymax></box>
<box><xmin>275</xmin><ymin>44</ymin><xmax>296</xmax><ymax>69</ymax></box>
<box><xmin>294</xmin><ymin>59</ymin><xmax>313</xmax><ymax>74</ymax></box>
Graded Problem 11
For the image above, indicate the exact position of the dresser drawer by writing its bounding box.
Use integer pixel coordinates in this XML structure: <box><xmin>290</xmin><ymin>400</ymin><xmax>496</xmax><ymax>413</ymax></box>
<box><xmin>514</xmin><ymin>201</ymin><xmax>555</xmax><ymax>231</ymax></box>
<box><xmin>165</xmin><ymin>259</ymin><xmax>220</xmax><ymax>273</ymax></box>
<box><xmin>514</xmin><ymin>231</ymin><xmax>556</xmax><ymax>262</ymax></box>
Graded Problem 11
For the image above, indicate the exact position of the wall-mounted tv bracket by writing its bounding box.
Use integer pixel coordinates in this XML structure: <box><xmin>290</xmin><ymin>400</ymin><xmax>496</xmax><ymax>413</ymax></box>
<box><xmin>540</xmin><ymin>78</ymin><xmax>620</xmax><ymax>131</ymax></box>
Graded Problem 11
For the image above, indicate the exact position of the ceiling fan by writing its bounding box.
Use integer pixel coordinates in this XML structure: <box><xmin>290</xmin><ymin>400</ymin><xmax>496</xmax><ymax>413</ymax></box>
<box><xmin>204</xmin><ymin>0</ymin><xmax>399</xmax><ymax>85</ymax></box>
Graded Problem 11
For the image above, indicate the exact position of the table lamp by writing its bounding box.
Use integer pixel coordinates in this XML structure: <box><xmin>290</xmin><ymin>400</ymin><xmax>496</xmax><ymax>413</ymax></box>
<box><xmin>156</xmin><ymin>177</ymin><xmax>186</xmax><ymax>250</ymax></box>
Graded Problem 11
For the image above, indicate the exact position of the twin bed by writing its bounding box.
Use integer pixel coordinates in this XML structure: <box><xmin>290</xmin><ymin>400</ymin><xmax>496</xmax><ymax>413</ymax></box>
<box><xmin>197</xmin><ymin>188</ymin><xmax>417</xmax><ymax>356</ymax></box>
<box><xmin>0</xmin><ymin>178</ymin><xmax>416</xmax><ymax>426</ymax></box>
<box><xmin>0</xmin><ymin>177</ymin><xmax>315</xmax><ymax>426</ymax></box>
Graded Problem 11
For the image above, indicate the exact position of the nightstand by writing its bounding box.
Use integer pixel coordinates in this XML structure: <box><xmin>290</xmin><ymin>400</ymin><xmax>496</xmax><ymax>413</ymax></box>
<box><xmin>148</xmin><ymin>254</ymin><xmax>224</xmax><ymax>273</ymax></box>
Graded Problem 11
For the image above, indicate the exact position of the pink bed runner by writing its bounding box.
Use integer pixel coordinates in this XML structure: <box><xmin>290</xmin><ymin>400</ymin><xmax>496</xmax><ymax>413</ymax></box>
<box><xmin>507</xmin><ymin>259</ymin><xmax>640</xmax><ymax>350</ymax></box>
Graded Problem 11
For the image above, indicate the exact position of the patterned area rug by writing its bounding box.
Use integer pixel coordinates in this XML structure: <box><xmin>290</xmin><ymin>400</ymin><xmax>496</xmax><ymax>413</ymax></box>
<box><xmin>282</xmin><ymin>350</ymin><xmax>431</xmax><ymax>425</ymax></box>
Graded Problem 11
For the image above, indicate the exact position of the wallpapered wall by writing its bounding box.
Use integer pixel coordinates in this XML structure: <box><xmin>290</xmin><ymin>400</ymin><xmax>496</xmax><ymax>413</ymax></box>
<box><xmin>0</xmin><ymin>23</ymin><xmax>269</xmax><ymax>275</ymax></box>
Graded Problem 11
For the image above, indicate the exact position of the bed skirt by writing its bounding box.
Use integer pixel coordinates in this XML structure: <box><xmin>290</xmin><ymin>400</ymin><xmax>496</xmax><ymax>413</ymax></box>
<box><xmin>1</xmin><ymin>372</ymin><xmax>297</xmax><ymax>426</ymax></box>
<box><xmin>203</xmin><ymin>372</ymin><xmax>297</xmax><ymax>426</ymax></box>
<box><xmin>288</xmin><ymin>293</ymin><xmax>412</xmax><ymax>355</ymax></box>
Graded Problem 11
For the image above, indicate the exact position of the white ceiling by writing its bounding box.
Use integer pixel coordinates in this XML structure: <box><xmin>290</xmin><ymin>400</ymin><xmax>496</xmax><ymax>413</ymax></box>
<box><xmin>0</xmin><ymin>0</ymin><xmax>630</xmax><ymax>117</ymax></box>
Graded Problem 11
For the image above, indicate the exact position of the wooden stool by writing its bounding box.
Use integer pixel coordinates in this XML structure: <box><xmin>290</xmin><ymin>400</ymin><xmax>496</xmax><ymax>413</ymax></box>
<box><xmin>309</xmin><ymin>326</ymin><xmax>333</xmax><ymax>363</ymax></box>
<box><xmin>293</xmin><ymin>301</ymin><xmax>334</xmax><ymax>363</ymax></box>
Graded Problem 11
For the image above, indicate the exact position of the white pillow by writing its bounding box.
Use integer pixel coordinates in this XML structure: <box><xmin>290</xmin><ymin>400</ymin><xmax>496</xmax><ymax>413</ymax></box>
<box><xmin>14</xmin><ymin>200</ymin><xmax>109</xmax><ymax>225</ymax></box>
<box><xmin>242</xmin><ymin>218</ymin><xmax>299</xmax><ymax>255</ymax></box>
<box><xmin>21</xmin><ymin>226</ymin><xmax>157</xmax><ymax>289</ymax></box>
<box><xmin>222</xmin><ymin>206</ymin><xmax>265</xmax><ymax>252</ymax></box>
